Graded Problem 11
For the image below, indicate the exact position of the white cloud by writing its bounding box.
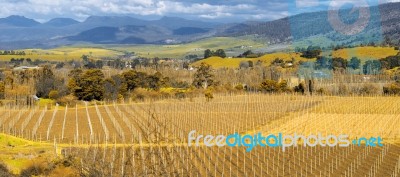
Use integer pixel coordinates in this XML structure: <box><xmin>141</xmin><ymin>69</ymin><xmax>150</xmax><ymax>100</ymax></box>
<box><xmin>0</xmin><ymin>0</ymin><xmax>396</xmax><ymax>22</ymax></box>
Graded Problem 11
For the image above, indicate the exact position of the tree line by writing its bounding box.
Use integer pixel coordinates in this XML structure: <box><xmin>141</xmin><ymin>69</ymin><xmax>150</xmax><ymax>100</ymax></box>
<box><xmin>0</xmin><ymin>50</ymin><xmax>25</xmax><ymax>55</ymax></box>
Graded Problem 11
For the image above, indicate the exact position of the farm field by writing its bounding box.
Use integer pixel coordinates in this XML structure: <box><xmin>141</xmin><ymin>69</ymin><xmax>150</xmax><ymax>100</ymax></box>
<box><xmin>0</xmin><ymin>94</ymin><xmax>399</xmax><ymax>175</ymax></box>
<box><xmin>107</xmin><ymin>37</ymin><xmax>265</xmax><ymax>58</ymax></box>
<box><xmin>0</xmin><ymin>47</ymin><xmax>123</xmax><ymax>61</ymax></box>
<box><xmin>0</xmin><ymin>37</ymin><xmax>264</xmax><ymax>61</ymax></box>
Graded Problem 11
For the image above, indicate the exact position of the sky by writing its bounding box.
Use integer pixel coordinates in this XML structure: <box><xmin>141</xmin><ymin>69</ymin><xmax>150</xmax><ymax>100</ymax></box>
<box><xmin>0</xmin><ymin>0</ymin><xmax>398</xmax><ymax>23</ymax></box>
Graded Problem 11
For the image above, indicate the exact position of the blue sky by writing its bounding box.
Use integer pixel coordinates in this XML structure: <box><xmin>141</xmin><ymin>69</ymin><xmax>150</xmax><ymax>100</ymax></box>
<box><xmin>0</xmin><ymin>0</ymin><xmax>398</xmax><ymax>23</ymax></box>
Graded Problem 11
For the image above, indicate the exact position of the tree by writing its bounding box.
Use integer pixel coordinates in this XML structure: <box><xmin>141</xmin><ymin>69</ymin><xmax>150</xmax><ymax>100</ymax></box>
<box><xmin>204</xmin><ymin>49</ymin><xmax>213</xmax><ymax>59</ymax></box>
<box><xmin>35</xmin><ymin>65</ymin><xmax>55</xmax><ymax>98</ymax></box>
<box><xmin>79</xmin><ymin>69</ymin><xmax>105</xmax><ymax>101</ymax></box>
<box><xmin>215</xmin><ymin>49</ymin><xmax>226</xmax><ymax>58</ymax></box>
<box><xmin>0</xmin><ymin>81</ymin><xmax>5</xmax><ymax>99</ymax></box>
<box><xmin>193</xmin><ymin>62</ymin><xmax>214</xmax><ymax>89</ymax></box>
<box><xmin>379</xmin><ymin>56</ymin><xmax>400</xmax><ymax>70</ymax></box>
<box><xmin>81</xmin><ymin>55</ymin><xmax>89</xmax><ymax>63</ymax></box>
<box><xmin>104</xmin><ymin>74</ymin><xmax>127</xmax><ymax>100</ymax></box>
<box><xmin>204</xmin><ymin>49</ymin><xmax>226</xmax><ymax>58</ymax></box>
<box><xmin>363</xmin><ymin>60</ymin><xmax>381</xmax><ymax>75</ymax></box>
<box><xmin>146</xmin><ymin>72</ymin><xmax>164</xmax><ymax>91</ymax></box>
<box><xmin>301</xmin><ymin>46</ymin><xmax>321</xmax><ymax>58</ymax></box>
<box><xmin>348</xmin><ymin>57</ymin><xmax>361</xmax><ymax>69</ymax></box>
<box><xmin>238</xmin><ymin>50</ymin><xmax>253</xmax><ymax>58</ymax></box>
<box><xmin>121</xmin><ymin>70</ymin><xmax>139</xmax><ymax>91</ymax></box>
<box><xmin>95</xmin><ymin>60</ymin><xmax>104</xmax><ymax>69</ymax></box>
<box><xmin>260</xmin><ymin>79</ymin><xmax>289</xmax><ymax>93</ymax></box>
<box><xmin>294</xmin><ymin>83</ymin><xmax>305</xmax><ymax>94</ymax></box>
<box><xmin>315</xmin><ymin>56</ymin><xmax>332</xmax><ymax>69</ymax></box>
<box><xmin>67</xmin><ymin>69</ymin><xmax>83</xmax><ymax>95</ymax></box>
<box><xmin>332</xmin><ymin>57</ymin><xmax>348</xmax><ymax>71</ymax></box>
<box><xmin>48</xmin><ymin>90</ymin><xmax>59</xmax><ymax>99</ymax></box>
<box><xmin>104</xmin><ymin>78</ymin><xmax>116</xmax><ymax>100</ymax></box>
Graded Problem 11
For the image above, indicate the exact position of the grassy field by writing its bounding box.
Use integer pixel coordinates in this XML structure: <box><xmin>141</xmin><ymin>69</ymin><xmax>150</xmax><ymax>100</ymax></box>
<box><xmin>109</xmin><ymin>37</ymin><xmax>265</xmax><ymax>58</ymax></box>
<box><xmin>0</xmin><ymin>133</ymin><xmax>57</xmax><ymax>174</ymax></box>
<box><xmin>0</xmin><ymin>47</ymin><xmax>123</xmax><ymax>61</ymax></box>
<box><xmin>0</xmin><ymin>37</ymin><xmax>264</xmax><ymax>61</ymax></box>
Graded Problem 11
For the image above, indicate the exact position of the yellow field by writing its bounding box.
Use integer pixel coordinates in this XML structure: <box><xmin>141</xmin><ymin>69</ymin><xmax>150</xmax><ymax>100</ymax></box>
<box><xmin>332</xmin><ymin>46</ymin><xmax>398</xmax><ymax>61</ymax></box>
<box><xmin>195</xmin><ymin>46</ymin><xmax>399</xmax><ymax>68</ymax></box>
<box><xmin>0</xmin><ymin>47</ymin><xmax>122</xmax><ymax>61</ymax></box>
<box><xmin>193</xmin><ymin>52</ymin><xmax>313</xmax><ymax>68</ymax></box>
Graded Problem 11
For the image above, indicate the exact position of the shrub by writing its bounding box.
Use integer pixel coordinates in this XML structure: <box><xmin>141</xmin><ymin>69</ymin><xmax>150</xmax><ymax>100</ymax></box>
<box><xmin>20</xmin><ymin>163</ymin><xmax>49</xmax><ymax>177</ymax></box>
<box><xmin>260</xmin><ymin>80</ymin><xmax>289</xmax><ymax>93</ymax></box>
<box><xmin>294</xmin><ymin>83</ymin><xmax>305</xmax><ymax>94</ymax></box>
<box><xmin>0</xmin><ymin>163</ymin><xmax>14</xmax><ymax>177</ymax></box>
<box><xmin>205</xmin><ymin>89</ymin><xmax>214</xmax><ymax>102</ymax></box>
<box><xmin>235</xmin><ymin>84</ymin><xmax>244</xmax><ymax>91</ymax></box>
<box><xmin>48</xmin><ymin>90</ymin><xmax>59</xmax><ymax>99</ymax></box>
<box><xmin>359</xmin><ymin>84</ymin><xmax>379</xmax><ymax>95</ymax></box>
<box><xmin>56</xmin><ymin>94</ymin><xmax>78</xmax><ymax>106</ymax></box>
<box><xmin>338</xmin><ymin>84</ymin><xmax>349</xmax><ymax>95</ymax></box>
<box><xmin>383</xmin><ymin>82</ymin><xmax>400</xmax><ymax>95</ymax></box>
<box><xmin>175</xmin><ymin>91</ymin><xmax>186</xmax><ymax>99</ymax></box>
<box><xmin>316</xmin><ymin>88</ymin><xmax>328</xmax><ymax>95</ymax></box>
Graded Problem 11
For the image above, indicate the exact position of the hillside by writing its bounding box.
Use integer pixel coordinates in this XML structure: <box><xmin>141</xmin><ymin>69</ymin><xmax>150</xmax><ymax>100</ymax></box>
<box><xmin>219</xmin><ymin>2</ymin><xmax>400</xmax><ymax>46</ymax></box>
<box><xmin>331</xmin><ymin>47</ymin><xmax>398</xmax><ymax>61</ymax></box>
<box><xmin>193</xmin><ymin>52</ymin><xmax>311</xmax><ymax>68</ymax></box>
<box><xmin>195</xmin><ymin>46</ymin><xmax>398</xmax><ymax>68</ymax></box>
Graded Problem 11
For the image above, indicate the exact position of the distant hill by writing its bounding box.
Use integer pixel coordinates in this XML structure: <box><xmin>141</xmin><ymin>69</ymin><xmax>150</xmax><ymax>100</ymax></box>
<box><xmin>0</xmin><ymin>15</ymin><xmax>40</xmax><ymax>27</ymax></box>
<box><xmin>152</xmin><ymin>16</ymin><xmax>220</xmax><ymax>29</ymax></box>
<box><xmin>0</xmin><ymin>15</ymin><xmax>220</xmax><ymax>49</ymax></box>
<box><xmin>173</xmin><ymin>27</ymin><xmax>210</xmax><ymax>35</ymax></box>
<box><xmin>218</xmin><ymin>2</ymin><xmax>400</xmax><ymax>46</ymax></box>
<box><xmin>43</xmin><ymin>18</ymin><xmax>79</xmax><ymax>27</ymax></box>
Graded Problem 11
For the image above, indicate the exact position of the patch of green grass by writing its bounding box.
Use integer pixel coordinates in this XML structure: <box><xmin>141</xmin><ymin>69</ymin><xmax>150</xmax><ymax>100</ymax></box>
<box><xmin>0</xmin><ymin>134</ymin><xmax>32</xmax><ymax>147</ymax></box>
<box><xmin>0</xmin><ymin>134</ymin><xmax>55</xmax><ymax>174</ymax></box>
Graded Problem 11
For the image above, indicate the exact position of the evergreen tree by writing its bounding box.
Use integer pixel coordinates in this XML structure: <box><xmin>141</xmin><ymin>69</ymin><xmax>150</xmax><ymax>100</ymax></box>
<box><xmin>193</xmin><ymin>62</ymin><xmax>214</xmax><ymax>89</ymax></box>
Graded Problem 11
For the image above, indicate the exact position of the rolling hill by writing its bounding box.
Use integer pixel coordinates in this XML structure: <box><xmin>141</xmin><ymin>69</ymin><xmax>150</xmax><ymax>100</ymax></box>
<box><xmin>194</xmin><ymin>46</ymin><xmax>399</xmax><ymax>68</ymax></box>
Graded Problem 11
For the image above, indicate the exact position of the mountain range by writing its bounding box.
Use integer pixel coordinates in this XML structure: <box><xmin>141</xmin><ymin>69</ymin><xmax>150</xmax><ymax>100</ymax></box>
<box><xmin>0</xmin><ymin>2</ymin><xmax>399</xmax><ymax>49</ymax></box>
